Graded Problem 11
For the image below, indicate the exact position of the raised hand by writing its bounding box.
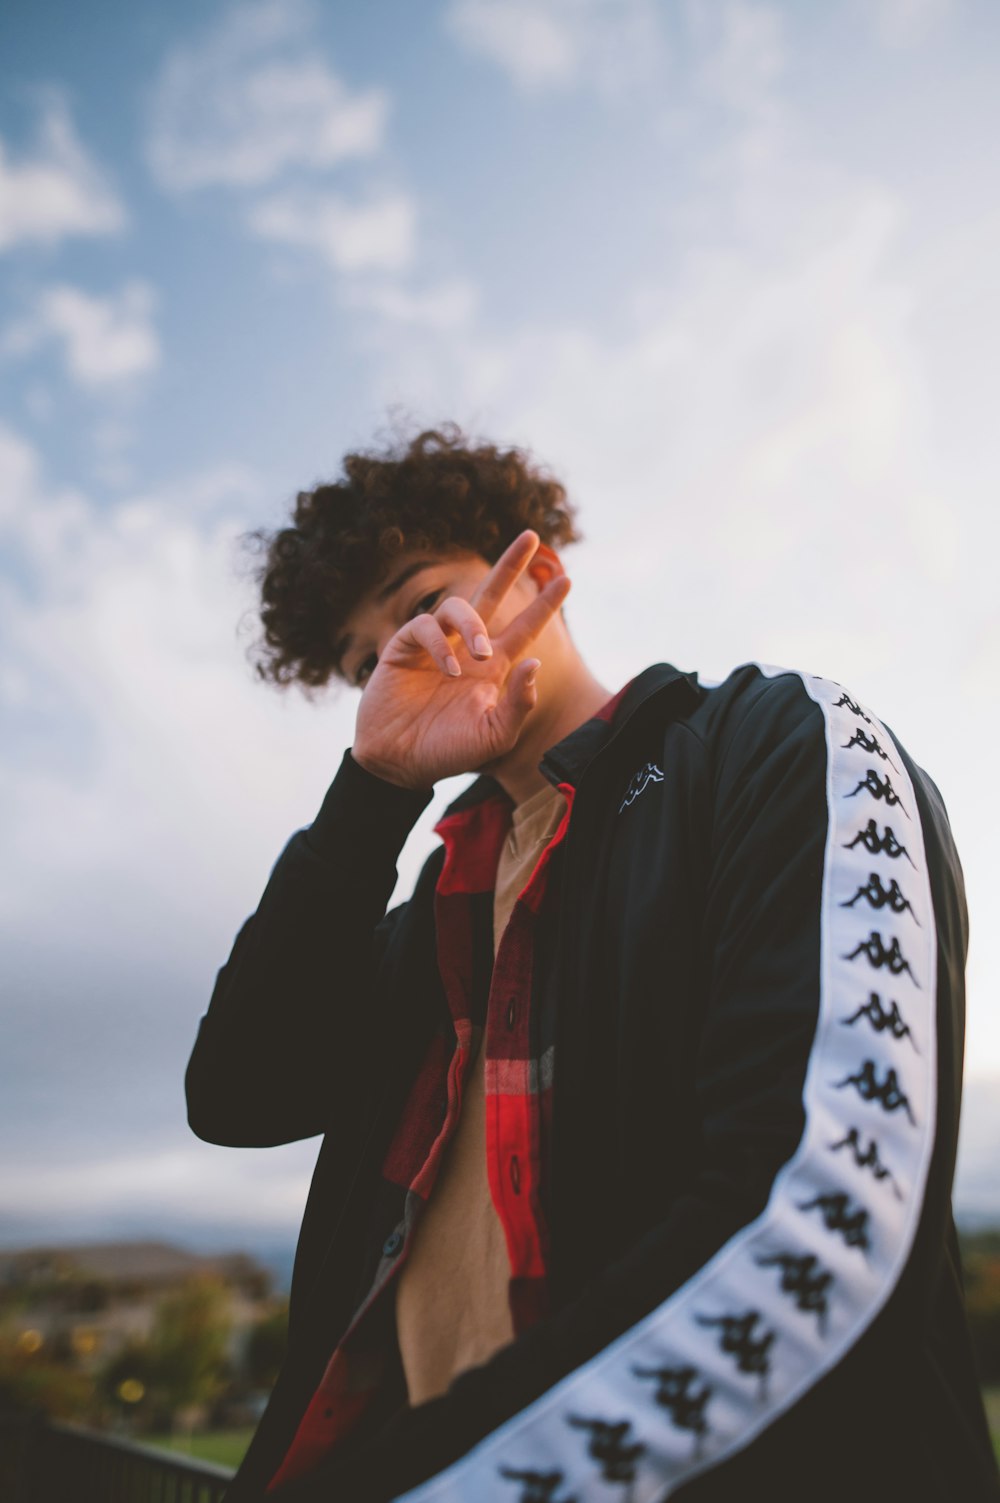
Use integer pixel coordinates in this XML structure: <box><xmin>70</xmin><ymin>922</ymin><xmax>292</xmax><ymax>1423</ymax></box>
<box><xmin>352</xmin><ymin>530</ymin><xmax>571</xmax><ymax>789</ymax></box>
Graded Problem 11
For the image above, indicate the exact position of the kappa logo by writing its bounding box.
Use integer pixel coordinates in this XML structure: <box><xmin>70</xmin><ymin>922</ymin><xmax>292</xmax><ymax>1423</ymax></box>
<box><xmin>755</xmin><ymin>1251</ymin><xmax>833</xmax><ymax>1331</ymax></box>
<box><xmin>630</xmin><ymin>1362</ymin><xmax>713</xmax><ymax>1446</ymax></box>
<box><xmin>834</xmin><ymin>1059</ymin><xmax>916</xmax><ymax>1124</ymax></box>
<box><xmin>498</xmin><ymin>1465</ymin><xmax>576</xmax><ymax>1502</ymax></box>
<box><xmin>829</xmin><ymin>1126</ymin><xmax>902</xmax><ymax>1198</ymax></box>
<box><xmin>694</xmin><ymin>1310</ymin><xmax>775</xmax><ymax>1396</ymax></box>
<box><xmin>566</xmin><ymin>1415</ymin><xmax>646</xmax><ymax>1486</ymax></box>
<box><xmin>619</xmin><ymin>761</ymin><xmax>664</xmax><ymax>813</ymax></box>
<box><xmin>797</xmin><ymin>1192</ymin><xmax>871</xmax><ymax>1252</ymax></box>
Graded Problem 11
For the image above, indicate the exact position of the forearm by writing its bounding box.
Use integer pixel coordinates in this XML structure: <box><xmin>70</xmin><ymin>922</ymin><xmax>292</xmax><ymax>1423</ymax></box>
<box><xmin>185</xmin><ymin>747</ymin><xmax>433</xmax><ymax>1146</ymax></box>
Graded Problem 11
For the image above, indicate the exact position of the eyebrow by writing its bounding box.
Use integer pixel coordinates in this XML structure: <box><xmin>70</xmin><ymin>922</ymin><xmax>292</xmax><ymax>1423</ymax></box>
<box><xmin>334</xmin><ymin>559</ymin><xmax>438</xmax><ymax>677</ymax></box>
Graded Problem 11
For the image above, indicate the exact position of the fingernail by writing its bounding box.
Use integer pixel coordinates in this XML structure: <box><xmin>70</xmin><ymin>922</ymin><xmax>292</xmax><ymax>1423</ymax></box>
<box><xmin>525</xmin><ymin>658</ymin><xmax>540</xmax><ymax>682</ymax></box>
<box><xmin>473</xmin><ymin>633</ymin><xmax>492</xmax><ymax>657</ymax></box>
<box><xmin>446</xmin><ymin>654</ymin><xmax>462</xmax><ymax>676</ymax></box>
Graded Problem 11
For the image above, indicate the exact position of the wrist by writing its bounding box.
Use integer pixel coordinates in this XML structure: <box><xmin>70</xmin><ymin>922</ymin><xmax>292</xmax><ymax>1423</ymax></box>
<box><xmin>306</xmin><ymin>748</ymin><xmax>434</xmax><ymax>860</ymax></box>
<box><xmin>350</xmin><ymin>748</ymin><xmax>434</xmax><ymax>793</ymax></box>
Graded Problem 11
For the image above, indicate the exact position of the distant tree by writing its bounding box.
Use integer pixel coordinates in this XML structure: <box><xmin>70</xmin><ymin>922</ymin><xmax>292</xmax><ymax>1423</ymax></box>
<box><xmin>244</xmin><ymin>1300</ymin><xmax>289</xmax><ymax>1391</ymax></box>
<box><xmin>963</xmin><ymin>1243</ymin><xmax>1000</xmax><ymax>1384</ymax></box>
<box><xmin>99</xmin><ymin>1338</ymin><xmax>158</xmax><ymax>1426</ymax></box>
<box><xmin>960</xmin><ymin>1228</ymin><xmax>1000</xmax><ymax>1262</ymax></box>
<box><xmin>146</xmin><ymin>1276</ymin><xmax>232</xmax><ymax>1422</ymax></box>
<box><xmin>0</xmin><ymin>1322</ymin><xmax>94</xmax><ymax>1421</ymax></box>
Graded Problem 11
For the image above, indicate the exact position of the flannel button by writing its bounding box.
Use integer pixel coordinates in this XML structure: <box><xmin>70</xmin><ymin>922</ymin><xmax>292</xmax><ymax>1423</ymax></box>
<box><xmin>382</xmin><ymin>1229</ymin><xmax>404</xmax><ymax>1257</ymax></box>
<box><xmin>506</xmin><ymin>997</ymin><xmax>516</xmax><ymax>1030</ymax></box>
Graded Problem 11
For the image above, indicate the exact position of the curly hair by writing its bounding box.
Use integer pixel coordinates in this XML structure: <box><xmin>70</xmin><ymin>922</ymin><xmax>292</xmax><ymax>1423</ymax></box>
<box><xmin>240</xmin><ymin>420</ymin><xmax>582</xmax><ymax>693</ymax></box>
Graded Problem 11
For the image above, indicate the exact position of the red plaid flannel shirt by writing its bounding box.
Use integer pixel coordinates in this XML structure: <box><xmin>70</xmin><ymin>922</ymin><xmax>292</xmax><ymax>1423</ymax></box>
<box><xmin>267</xmin><ymin>685</ymin><xmax>630</xmax><ymax>1491</ymax></box>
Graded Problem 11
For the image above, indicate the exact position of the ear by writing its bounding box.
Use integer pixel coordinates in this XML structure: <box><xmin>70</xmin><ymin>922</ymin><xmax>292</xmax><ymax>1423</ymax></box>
<box><xmin>525</xmin><ymin>541</ymin><xmax>564</xmax><ymax>592</ymax></box>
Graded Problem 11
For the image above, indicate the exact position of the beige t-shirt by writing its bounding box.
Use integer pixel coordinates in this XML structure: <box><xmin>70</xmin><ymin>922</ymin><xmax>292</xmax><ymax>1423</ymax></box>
<box><xmin>394</xmin><ymin>779</ymin><xmax>567</xmax><ymax>1405</ymax></box>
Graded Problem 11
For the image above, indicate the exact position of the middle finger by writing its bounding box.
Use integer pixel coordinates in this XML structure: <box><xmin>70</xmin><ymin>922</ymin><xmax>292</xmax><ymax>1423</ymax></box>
<box><xmin>493</xmin><ymin>573</ymin><xmax>572</xmax><ymax>661</ymax></box>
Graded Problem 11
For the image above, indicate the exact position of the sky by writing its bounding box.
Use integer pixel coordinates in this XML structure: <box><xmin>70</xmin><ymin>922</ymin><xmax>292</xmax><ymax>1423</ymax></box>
<box><xmin>1</xmin><ymin>0</ymin><xmax>998</xmax><ymax>1259</ymax></box>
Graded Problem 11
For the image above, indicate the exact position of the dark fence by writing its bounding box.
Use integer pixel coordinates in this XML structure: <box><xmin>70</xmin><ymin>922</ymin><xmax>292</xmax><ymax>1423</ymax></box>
<box><xmin>0</xmin><ymin>1412</ymin><xmax>235</xmax><ymax>1503</ymax></box>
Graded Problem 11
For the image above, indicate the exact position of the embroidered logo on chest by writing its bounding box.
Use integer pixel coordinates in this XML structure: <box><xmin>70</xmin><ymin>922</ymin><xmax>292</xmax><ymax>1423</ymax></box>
<box><xmin>618</xmin><ymin>761</ymin><xmax>664</xmax><ymax>813</ymax></box>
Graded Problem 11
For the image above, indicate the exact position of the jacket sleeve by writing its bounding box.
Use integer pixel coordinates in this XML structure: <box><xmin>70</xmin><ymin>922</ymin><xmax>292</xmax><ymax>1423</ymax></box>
<box><xmin>290</xmin><ymin>666</ymin><xmax>964</xmax><ymax>1502</ymax></box>
<box><xmin>185</xmin><ymin>747</ymin><xmax>433</xmax><ymax>1148</ymax></box>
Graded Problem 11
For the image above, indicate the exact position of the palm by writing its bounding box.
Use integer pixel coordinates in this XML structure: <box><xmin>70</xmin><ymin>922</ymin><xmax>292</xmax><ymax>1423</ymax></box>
<box><xmin>358</xmin><ymin>642</ymin><xmax>518</xmax><ymax>781</ymax></box>
<box><xmin>352</xmin><ymin>531</ymin><xmax>571</xmax><ymax>790</ymax></box>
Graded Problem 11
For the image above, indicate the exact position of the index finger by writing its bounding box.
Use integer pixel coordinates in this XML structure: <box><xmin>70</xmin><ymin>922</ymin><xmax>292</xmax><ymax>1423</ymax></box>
<box><xmin>469</xmin><ymin>529</ymin><xmax>542</xmax><ymax>625</ymax></box>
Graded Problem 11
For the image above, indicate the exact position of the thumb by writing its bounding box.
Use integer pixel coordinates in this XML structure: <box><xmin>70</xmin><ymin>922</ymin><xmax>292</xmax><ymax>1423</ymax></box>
<box><xmin>491</xmin><ymin>656</ymin><xmax>541</xmax><ymax>747</ymax></box>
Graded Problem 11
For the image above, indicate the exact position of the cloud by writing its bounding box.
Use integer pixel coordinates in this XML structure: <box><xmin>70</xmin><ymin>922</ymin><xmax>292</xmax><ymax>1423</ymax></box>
<box><xmin>0</xmin><ymin>1140</ymin><xmax>319</xmax><ymax>1244</ymax></box>
<box><xmin>365</xmin><ymin>183</ymin><xmax>927</xmax><ymax>595</ymax></box>
<box><xmin>145</xmin><ymin>0</ymin><xmax>426</xmax><ymax>309</ymax></box>
<box><xmin>445</xmin><ymin>0</ymin><xmax>578</xmax><ymax>88</ymax></box>
<box><xmin>0</xmin><ymin>419</ymin><xmax>91</xmax><ymax>547</ymax></box>
<box><xmin>147</xmin><ymin>0</ymin><xmax>387</xmax><ymax>191</ymax></box>
<box><xmin>4</xmin><ymin>281</ymin><xmax>160</xmax><ymax>390</ymax></box>
<box><xmin>689</xmin><ymin>0</ymin><xmax>786</xmax><ymax>119</ymax></box>
<box><xmin>444</xmin><ymin>0</ymin><xmax>667</xmax><ymax>94</ymax></box>
<box><xmin>341</xmin><ymin>277</ymin><xmax>479</xmax><ymax>331</ymax></box>
<box><xmin>441</xmin><ymin>0</ymin><xmax>785</xmax><ymax>142</ymax></box>
<box><xmin>247</xmin><ymin>188</ymin><xmax>416</xmax><ymax>273</ymax></box>
<box><xmin>0</xmin><ymin>424</ymin><xmax>472</xmax><ymax>1245</ymax></box>
<box><xmin>0</xmin><ymin>427</ymin><xmax>277</xmax><ymax>940</ymax></box>
<box><xmin>0</xmin><ymin>97</ymin><xmax>126</xmax><ymax>252</ymax></box>
<box><xmin>869</xmin><ymin>0</ymin><xmax>956</xmax><ymax>46</ymax></box>
<box><xmin>0</xmin><ymin>423</ymin><xmax>39</xmax><ymax>526</ymax></box>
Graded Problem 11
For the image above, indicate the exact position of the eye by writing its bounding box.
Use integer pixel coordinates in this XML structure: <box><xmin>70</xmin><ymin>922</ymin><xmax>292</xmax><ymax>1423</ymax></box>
<box><xmin>411</xmin><ymin>588</ymin><xmax>443</xmax><ymax>618</ymax></box>
<box><xmin>353</xmin><ymin>590</ymin><xmax>443</xmax><ymax>687</ymax></box>
<box><xmin>354</xmin><ymin>654</ymin><xmax>377</xmax><ymax>688</ymax></box>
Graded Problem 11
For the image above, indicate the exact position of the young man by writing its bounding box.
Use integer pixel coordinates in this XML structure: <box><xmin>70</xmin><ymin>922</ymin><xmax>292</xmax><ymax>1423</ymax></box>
<box><xmin>186</xmin><ymin>426</ymin><xmax>998</xmax><ymax>1501</ymax></box>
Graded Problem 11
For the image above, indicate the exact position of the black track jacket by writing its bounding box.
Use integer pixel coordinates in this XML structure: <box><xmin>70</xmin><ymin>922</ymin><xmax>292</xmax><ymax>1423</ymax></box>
<box><xmin>185</xmin><ymin>660</ymin><xmax>999</xmax><ymax>1502</ymax></box>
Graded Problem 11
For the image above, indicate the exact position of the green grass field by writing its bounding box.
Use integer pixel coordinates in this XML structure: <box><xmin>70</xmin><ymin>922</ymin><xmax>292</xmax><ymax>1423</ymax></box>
<box><xmin>983</xmin><ymin>1386</ymin><xmax>1000</xmax><ymax>1463</ymax></box>
<box><xmin>143</xmin><ymin>1428</ymin><xmax>255</xmax><ymax>1469</ymax></box>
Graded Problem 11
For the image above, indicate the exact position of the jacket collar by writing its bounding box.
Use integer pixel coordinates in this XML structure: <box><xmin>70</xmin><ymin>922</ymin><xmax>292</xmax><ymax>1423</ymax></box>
<box><xmin>439</xmin><ymin>662</ymin><xmax>701</xmax><ymax>818</ymax></box>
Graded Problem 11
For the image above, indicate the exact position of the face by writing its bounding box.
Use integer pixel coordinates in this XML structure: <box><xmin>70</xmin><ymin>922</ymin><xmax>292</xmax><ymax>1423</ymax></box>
<box><xmin>335</xmin><ymin>541</ymin><xmax>564</xmax><ymax>690</ymax></box>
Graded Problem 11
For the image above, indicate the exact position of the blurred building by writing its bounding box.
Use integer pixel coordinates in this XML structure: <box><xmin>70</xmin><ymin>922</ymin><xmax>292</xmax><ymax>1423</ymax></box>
<box><xmin>0</xmin><ymin>1240</ymin><xmax>272</xmax><ymax>1370</ymax></box>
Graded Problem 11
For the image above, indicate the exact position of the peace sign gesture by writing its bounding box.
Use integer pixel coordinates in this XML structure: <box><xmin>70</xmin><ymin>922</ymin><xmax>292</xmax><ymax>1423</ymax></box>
<box><xmin>352</xmin><ymin>530</ymin><xmax>572</xmax><ymax>790</ymax></box>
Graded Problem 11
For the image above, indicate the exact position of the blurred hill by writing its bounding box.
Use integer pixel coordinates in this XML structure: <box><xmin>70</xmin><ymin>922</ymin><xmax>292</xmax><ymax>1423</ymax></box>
<box><xmin>955</xmin><ymin>1077</ymin><xmax>1000</xmax><ymax>1228</ymax></box>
